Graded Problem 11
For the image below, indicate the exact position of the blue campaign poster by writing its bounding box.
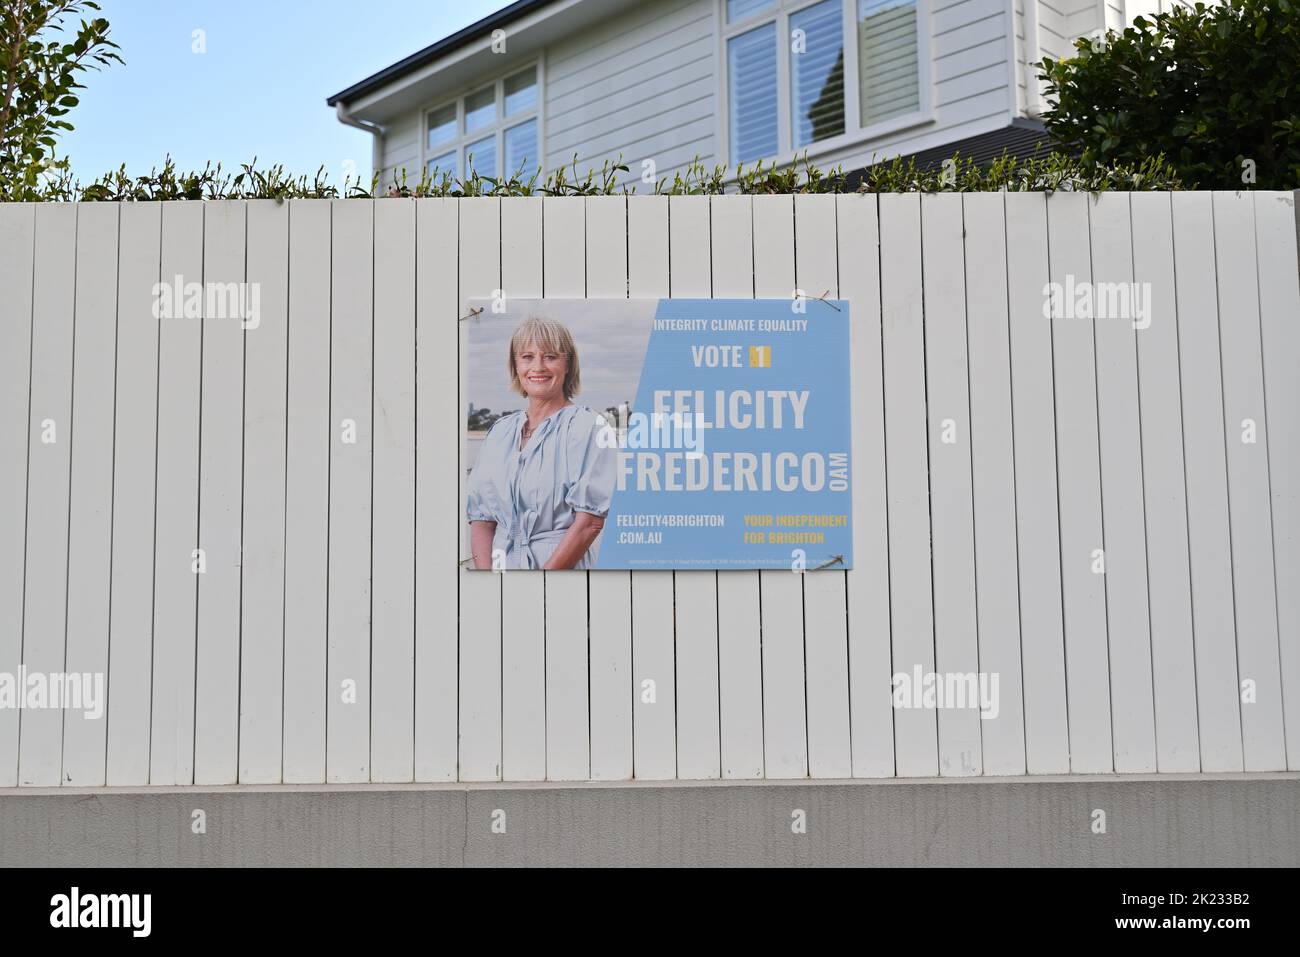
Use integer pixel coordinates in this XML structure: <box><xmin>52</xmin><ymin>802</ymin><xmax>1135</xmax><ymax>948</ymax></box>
<box><xmin>464</xmin><ymin>298</ymin><xmax>852</xmax><ymax>571</ymax></box>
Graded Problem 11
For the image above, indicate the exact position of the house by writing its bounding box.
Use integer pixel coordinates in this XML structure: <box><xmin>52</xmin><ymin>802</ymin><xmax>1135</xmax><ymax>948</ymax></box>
<box><xmin>326</xmin><ymin>0</ymin><xmax>1174</xmax><ymax>189</ymax></box>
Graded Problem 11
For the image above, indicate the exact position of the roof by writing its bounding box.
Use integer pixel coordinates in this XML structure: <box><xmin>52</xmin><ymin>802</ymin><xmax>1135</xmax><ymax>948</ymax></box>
<box><xmin>326</xmin><ymin>0</ymin><xmax>559</xmax><ymax>107</ymax></box>
<box><xmin>842</xmin><ymin>119</ymin><xmax>1055</xmax><ymax>186</ymax></box>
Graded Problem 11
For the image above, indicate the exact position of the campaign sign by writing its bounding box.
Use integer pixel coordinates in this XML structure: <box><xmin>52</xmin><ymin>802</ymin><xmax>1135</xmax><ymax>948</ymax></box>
<box><xmin>464</xmin><ymin>298</ymin><xmax>852</xmax><ymax>571</ymax></box>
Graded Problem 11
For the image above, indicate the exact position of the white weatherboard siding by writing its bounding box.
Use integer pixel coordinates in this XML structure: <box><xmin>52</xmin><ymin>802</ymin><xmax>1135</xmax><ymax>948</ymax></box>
<box><xmin>1</xmin><ymin>192</ymin><xmax>1298</xmax><ymax>789</ymax></box>
<box><xmin>377</xmin><ymin>112</ymin><xmax>421</xmax><ymax>191</ymax></box>
<box><xmin>1104</xmin><ymin>0</ymin><xmax>1124</xmax><ymax>30</ymax></box>
<box><xmin>544</xmin><ymin>0</ymin><xmax>1022</xmax><ymax>179</ymax></box>
<box><xmin>377</xmin><ymin>0</ymin><xmax>1047</xmax><ymax>188</ymax></box>
<box><xmin>546</xmin><ymin>0</ymin><xmax>716</xmax><ymax>184</ymax></box>
<box><xmin>368</xmin><ymin>0</ymin><xmax>1224</xmax><ymax>189</ymax></box>
<box><xmin>1034</xmin><ymin>2</ymin><xmax>1069</xmax><ymax>60</ymax></box>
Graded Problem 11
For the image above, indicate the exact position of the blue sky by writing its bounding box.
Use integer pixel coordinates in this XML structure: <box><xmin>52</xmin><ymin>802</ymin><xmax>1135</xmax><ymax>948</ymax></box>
<box><xmin>59</xmin><ymin>0</ymin><xmax>511</xmax><ymax>186</ymax></box>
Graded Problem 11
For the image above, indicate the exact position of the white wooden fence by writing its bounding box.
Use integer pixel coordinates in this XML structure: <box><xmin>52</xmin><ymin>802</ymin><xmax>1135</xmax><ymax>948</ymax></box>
<box><xmin>0</xmin><ymin>191</ymin><xmax>1297</xmax><ymax>787</ymax></box>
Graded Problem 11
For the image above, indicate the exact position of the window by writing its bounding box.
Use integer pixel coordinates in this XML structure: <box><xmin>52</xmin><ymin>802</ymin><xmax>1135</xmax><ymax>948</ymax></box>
<box><xmin>790</xmin><ymin>0</ymin><xmax>845</xmax><ymax>148</ymax></box>
<box><xmin>857</xmin><ymin>0</ymin><xmax>919</xmax><ymax>127</ymax></box>
<box><xmin>425</xmin><ymin>65</ymin><xmax>540</xmax><ymax>179</ymax></box>
<box><xmin>728</xmin><ymin>23</ymin><xmax>779</xmax><ymax>165</ymax></box>
<box><xmin>723</xmin><ymin>0</ymin><xmax>922</xmax><ymax>166</ymax></box>
<box><xmin>503</xmin><ymin>118</ymin><xmax>537</xmax><ymax>177</ymax></box>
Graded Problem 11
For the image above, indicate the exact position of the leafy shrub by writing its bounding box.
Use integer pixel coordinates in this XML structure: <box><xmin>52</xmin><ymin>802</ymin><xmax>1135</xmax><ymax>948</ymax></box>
<box><xmin>23</xmin><ymin>148</ymin><xmax>1184</xmax><ymax>203</ymax></box>
<box><xmin>1039</xmin><ymin>0</ymin><xmax>1300</xmax><ymax>188</ymax></box>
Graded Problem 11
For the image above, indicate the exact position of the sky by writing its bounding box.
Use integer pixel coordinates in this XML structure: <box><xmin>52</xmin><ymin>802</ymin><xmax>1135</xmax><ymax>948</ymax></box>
<box><xmin>58</xmin><ymin>0</ymin><xmax>512</xmax><ymax>186</ymax></box>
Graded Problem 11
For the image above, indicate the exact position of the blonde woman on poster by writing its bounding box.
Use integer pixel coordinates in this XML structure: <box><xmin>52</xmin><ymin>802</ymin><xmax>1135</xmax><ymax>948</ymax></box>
<box><xmin>466</xmin><ymin>317</ymin><xmax>616</xmax><ymax>569</ymax></box>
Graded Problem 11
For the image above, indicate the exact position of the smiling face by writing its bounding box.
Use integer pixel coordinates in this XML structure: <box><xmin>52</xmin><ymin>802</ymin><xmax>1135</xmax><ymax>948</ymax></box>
<box><xmin>514</xmin><ymin>341</ymin><xmax>568</xmax><ymax>402</ymax></box>
<box><xmin>507</xmin><ymin>317</ymin><xmax>581</xmax><ymax>401</ymax></box>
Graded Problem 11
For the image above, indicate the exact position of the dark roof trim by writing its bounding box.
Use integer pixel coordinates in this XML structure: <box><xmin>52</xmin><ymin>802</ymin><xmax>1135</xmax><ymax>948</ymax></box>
<box><xmin>842</xmin><ymin>119</ymin><xmax>1054</xmax><ymax>188</ymax></box>
<box><xmin>327</xmin><ymin>0</ymin><xmax>559</xmax><ymax>107</ymax></box>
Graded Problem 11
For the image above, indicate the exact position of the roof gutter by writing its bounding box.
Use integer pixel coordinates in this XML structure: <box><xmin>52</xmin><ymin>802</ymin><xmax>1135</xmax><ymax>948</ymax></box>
<box><xmin>336</xmin><ymin>102</ymin><xmax>387</xmax><ymax>192</ymax></box>
<box><xmin>325</xmin><ymin>0</ymin><xmax>556</xmax><ymax>107</ymax></box>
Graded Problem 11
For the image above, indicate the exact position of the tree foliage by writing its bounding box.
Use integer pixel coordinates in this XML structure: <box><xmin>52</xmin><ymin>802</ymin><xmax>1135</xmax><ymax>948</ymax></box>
<box><xmin>0</xmin><ymin>0</ymin><xmax>121</xmax><ymax>201</ymax></box>
<box><xmin>1040</xmin><ymin>0</ymin><xmax>1300</xmax><ymax>188</ymax></box>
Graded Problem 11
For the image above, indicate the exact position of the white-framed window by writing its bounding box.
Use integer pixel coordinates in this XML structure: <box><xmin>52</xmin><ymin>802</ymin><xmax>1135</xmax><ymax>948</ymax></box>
<box><xmin>721</xmin><ymin>0</ymin><xmax>926</xmax><ymax>167</ymax></box>
<box><xmin>424</xmin><ymin>62</ymin><xmax>541</xmax><ymax>180</ymax></box>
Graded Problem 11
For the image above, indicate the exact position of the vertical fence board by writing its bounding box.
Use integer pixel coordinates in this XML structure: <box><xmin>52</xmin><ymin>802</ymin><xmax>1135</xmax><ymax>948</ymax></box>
<box><xmin>0</xmin><ymin>203</ymin><xmax>36</xmax><ymax>787</ymax></box>
<box><xmin>835</xmin><ymin>195</ymin><xmax>894</xmax><ymax>778</ymax></box>
<box><xmin>104</xmin><ymin>204</ymin><xmax>161</xmax><ymax>785</ymax></box>
<box><xmin>1130</xmin><ymin>192</ymin><xmax>1200</xmax><ymax>772</ymax></box>
<box><xmin>19</xmin><ymin>203</ymin><xmax>78</xmax><ymax>786</ymax></box>
<box><xmin>588</xmin><ymin>564</ymin><xmax>632</xmax><ymax>779</ymax></box>
<box><xmin>146</xmin><ymin>202</ymin><xmax>203</xmax><ymax>785</ymax></box>
<box><xmin>458</xmin><ymin>197</ymin><xmax>502</xmax><ymax>782</ymax></box>
<box><xmin>920</xmin><ymin>193</ymin><xmax>982</xmax><ymax>776</ymax></box>
<box><xmin>666</xmin><ymin>195</ymin><xmax>722</xmax><ymax>780</ymax></box>
<box><xmin>1255</xmin><ymin>191</ymin><xmax>1300</xmax><ymax>770</ymax></box>
<box><xmin>193</xmin><ymin>201</ymin><xmax>246</xmax><ymax>785</ymax></box>
<box><xmin>795</xmin><ymin>193</ymin><xmax>851</xmax><ymax>778</ymax></box>
<box><xmin>371</xmin><ymin>199</ymin><xmax>417</xmax><ymax>782</ymax></box>
<box><xmin>282</xmin><ymin>200</ymin><xmax>331</xmax><ymax>783</ymax></box>
<box><xmin>239</xmin><ymin>200</ymin><xmax>289</xmax><ymax>783</ymax></box>
<box><xmin>61</xmin><ymin>202</ymin><xmax>119</xmax><ymax>785</ymax></box>
<box><xmin>752</xmin><ymin>193</ymin><xmax>808</xmax><ymax>779</ymax></box>
<box><xmin>671</xmin><ymin>567</ymin><xmax>720</xmax><ymax>779</ymax></box>
<box><xmin>962</xmin><ymin>193</ymin><xmax>1026</xmax><ymax>775</ymax></box>
<box><xmin>1171</xmin><ymin>191</ymin><xmax>1243</xmax><ymax>771</ymax></box>
<box><xmin>326</xmin><ymin>199</ymin><xmax>373</xmax><ymax>783</ymax></box>
<box><xmin>1090</xmin><ymin>193</ymin><xmax>1157</xmax><ymax>773</ymax></box>
<box><xmin>879</xmin><ymin>193</ymin><xmax>937</xmax><ymax>778</ymax></box>
<box><xmin>588</xmin><ymin>197</ymin><xmax>647</xmax><ymax>780</ymax></box>
<box><xmin>541</xmin><ymin>197</ymin><xmax>589</xmax><ymax>780</ymax></box>
<box><xmin>631</xmin><ymin>574</ymin><xmax>675</xmax><ymax>778</ymax></box>
<box><xmin>1212</xmin><ymin>190</ymin><xmax>1286</xmax><ymax>771</ymax></box>
<box><xmin>415</xmin><ymin>198</ymin><xmax>459</xmax><ymax>782</ymax></box>
<box><xmin>1046</xmin><ymin>192</ymin><xmax>1113</xmax><ymax>773</ymax></box>
<box><xmin>499</xmin><ymin>196</ymin><xmax>547</xmax><ymax>782</ymax></box>
<box><xmin>497</xmin><ymin>197</ymin><xmax>547</xmax><ymax>782</ymax></box>
<box><xmin>587</xmin><ymin>196</ymin><xmax>640</xmax><ymax>781</ymax></box>
<box><xmin>592</xmin><ymin>197</ymin><xmax>647</xmax><ymax>780</ymax></box>
<box><xmin>1004</xmin><ymin>193</ymin><xmax>1070</xmax><ymax>773</ymax></box>
<box><xmin>710</xmin><ymin>194</ymin><xmax>764</xmax><ymax>779</ymax></box>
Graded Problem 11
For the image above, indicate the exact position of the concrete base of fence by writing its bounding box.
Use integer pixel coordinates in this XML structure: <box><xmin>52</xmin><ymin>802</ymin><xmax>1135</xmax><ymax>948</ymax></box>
<box><xmin>2</xmin><ymin>774</ymin><xmax>1297</xmax><ymax>867</ymax></box>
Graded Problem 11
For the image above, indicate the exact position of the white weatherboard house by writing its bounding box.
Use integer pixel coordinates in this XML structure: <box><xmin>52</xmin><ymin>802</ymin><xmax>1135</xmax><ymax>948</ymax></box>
<box><xmin>327</xmin><ymin>0</ymin><xmax>1178</xmax><ymax>187</ymax></box>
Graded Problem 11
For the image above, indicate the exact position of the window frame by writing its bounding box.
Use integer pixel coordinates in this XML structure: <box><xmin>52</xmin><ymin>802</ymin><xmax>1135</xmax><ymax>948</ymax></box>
<box><xmin>717</xmin><ymin>0</ymin><xmax>931</xmax><ymax>170</ymax></box>
<box><xmin>419</xmin><ymin>55</ymin><xmax>545</xmax><ymax>181</ymax></box>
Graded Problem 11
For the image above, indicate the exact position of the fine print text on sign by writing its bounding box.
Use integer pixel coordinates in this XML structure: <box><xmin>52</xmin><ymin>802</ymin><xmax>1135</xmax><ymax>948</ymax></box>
<box><xmin>463</xmin><ymin>298</ymin><xmax>853</xmax><ymax>571</ymax></box>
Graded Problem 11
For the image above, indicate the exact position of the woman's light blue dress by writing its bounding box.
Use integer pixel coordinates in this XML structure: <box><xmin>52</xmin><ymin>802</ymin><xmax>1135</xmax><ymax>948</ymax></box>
<box><xmin>466</xmin><ymin>405</ymin><xmax>617</xmax><ymax>569</ymax></box>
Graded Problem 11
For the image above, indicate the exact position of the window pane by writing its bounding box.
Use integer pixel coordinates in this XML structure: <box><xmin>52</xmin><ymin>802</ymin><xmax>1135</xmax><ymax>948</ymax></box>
<box><xmin>504</xmin><ymin>68</ymin><xmax>537</xmax><ymax>115</ymax></box>
<box><xmin>791</xmin><ymin>0</ymin><xmax>845</xmax><ymax>147</ymax></box>
<box><xmin>858</xmin><ymin>0</ymin><xmax>920</xmax><ymax>127</ymax></box>
<box><xmin>503</xmin><ymin>118</ymin><xmax>538</xmax><ymax>176</ymax></box>
<box><xmin>464</xmin><ymin>86</ymin><xmax>496</xmax><ymax>133</ymax></box>
<box><xmin>728</xmin><ymin>22</ymin><xmax>778</xmax><ymax>165</ymax></box>
<box><xmin>726</xmin><ymin>0</ymin><xmax>775</xmax><ymax>23</ymax></box>
<box><xmin>427</xmin><ymin>150</ymin><xmax>458</xmax><ymax>179</ymax></box>
<box><xmin>428</xmin><ymin>103</ymin><xmax>456</xmax><ymax>149</ymax></box>
<box><xmin>466</xmin><ymin>135</ymin><xmax>497</xmax><ymax>177</ymax></box>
